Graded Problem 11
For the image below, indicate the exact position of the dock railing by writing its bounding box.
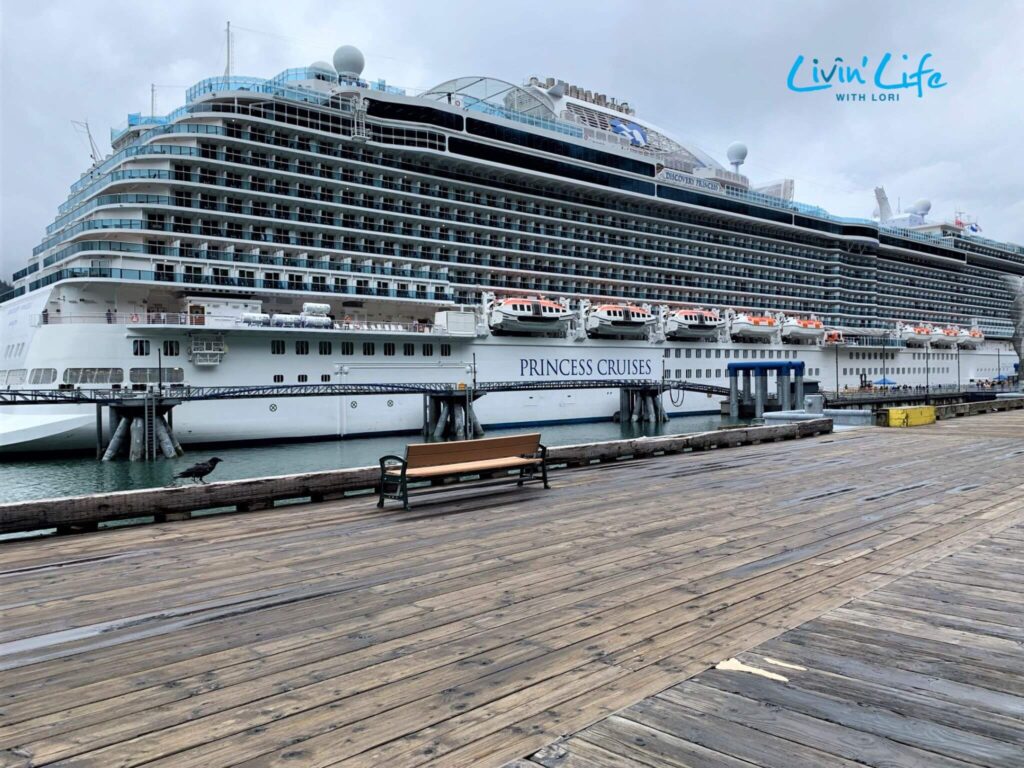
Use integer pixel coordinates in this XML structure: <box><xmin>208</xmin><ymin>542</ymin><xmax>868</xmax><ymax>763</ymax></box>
<box><xmin>0</xmin><ymin>419</ymin><xmax>832</xmax><ymax>535</ymax></box>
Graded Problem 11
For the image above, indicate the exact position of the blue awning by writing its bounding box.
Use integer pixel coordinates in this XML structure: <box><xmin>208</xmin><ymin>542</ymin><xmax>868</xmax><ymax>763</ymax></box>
<box><xmin>874</xmin><ymin>377</ymin><xmax>897</xmax><ymax>385</ymax></box>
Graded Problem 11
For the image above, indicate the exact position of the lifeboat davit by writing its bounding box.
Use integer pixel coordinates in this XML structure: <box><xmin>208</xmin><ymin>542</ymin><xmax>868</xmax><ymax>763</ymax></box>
<box><xmin>665</xmin><ymin>308</ymin><xmax>724</xmax><ymax>340</ymax></box>
<box><xmin>488</xmin><ymin>297</ymin><xmax>571</xmax><ymax>335</ymax></box>
<box><xmin>931</xmin><ymin>326</ymin><xmax>960</xmax><ymax>347</ymax></box>
<box><xmin>585</xmin><ymin>303</ymin><xmax>656</xmax><ymax>338</ymax></box>
<box><xmin>898</xmin><ymin>323</ymin><xmax>933</xmax><ymax>346</ymax></box>
<box><xmin>730</xmin><ymin>313</ymin><xmax>778</xmax><ymax>341</ymax></box>
<box><xmin>958</xmin><ymin>327</ymin><xmax>984</xmax><ymax>348</ymax></box>
<box><xmin>781</xmin><ymin>316</ymin><xmax>826</xmax><ymax>342</ymax></box>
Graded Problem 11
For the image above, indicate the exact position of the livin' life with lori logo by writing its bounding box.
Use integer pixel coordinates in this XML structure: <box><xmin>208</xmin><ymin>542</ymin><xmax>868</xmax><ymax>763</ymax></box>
<box><xmin>787</xmin><ymin>53</ymin><xmax>948</xmax><ymax>102</ymax></box>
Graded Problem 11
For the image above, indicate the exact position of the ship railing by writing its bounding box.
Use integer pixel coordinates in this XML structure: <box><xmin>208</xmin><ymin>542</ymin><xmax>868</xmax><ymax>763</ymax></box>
<box><xmin>31</xmin><ymin>312</ymin><xmax>445</xmax><ymax>335</ymax></box>
<box><xmin>824</xmin><ymin>382</ymin><xmax>1016</xmax><ymax>400</ymax></box>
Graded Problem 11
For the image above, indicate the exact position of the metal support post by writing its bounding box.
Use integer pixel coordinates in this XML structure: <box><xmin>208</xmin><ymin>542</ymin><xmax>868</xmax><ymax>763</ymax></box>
<box><xmin>728</xmin><ymin>372</ymin><xmax>739</xmax><ymax>420</ymax></box>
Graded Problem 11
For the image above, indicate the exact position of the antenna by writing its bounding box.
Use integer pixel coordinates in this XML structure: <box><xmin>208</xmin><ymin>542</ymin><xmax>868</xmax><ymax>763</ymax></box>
<box><xmin>71</xmin><ymin>120</ymin><xmax>102</xmax><ymax>165</ymax></box>
<box><xmin>224</xmin><ymin>21</ymin><xmax>233</xmax><ymax>78</ymax></box>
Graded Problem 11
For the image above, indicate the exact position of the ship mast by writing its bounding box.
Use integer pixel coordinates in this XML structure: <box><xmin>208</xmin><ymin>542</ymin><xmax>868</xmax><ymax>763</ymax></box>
<box><xmin>224</xmin><ymin>21</ymin><xmax>233</xmax><ymax>78</ymax></box>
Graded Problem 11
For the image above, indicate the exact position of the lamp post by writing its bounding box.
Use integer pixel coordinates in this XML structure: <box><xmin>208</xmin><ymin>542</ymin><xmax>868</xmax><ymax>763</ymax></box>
<box><xmin>925</xmin><ymin>345</ymin><xmax>931</xmax><ymax>403</ymax></box>
<box><xmin>997</xmin><ymin>346</ymin><xmax>1002</xmax><ymax>389</ymax></box>
<box><xmin>956</xmin><ymin>343</ymin><xmax>961</xmax><ymax>391</ymax></box>
<box><xmin>834</xmin><ymin>343</ymin><xmax>839</xmax><ymax>396</ymax></box>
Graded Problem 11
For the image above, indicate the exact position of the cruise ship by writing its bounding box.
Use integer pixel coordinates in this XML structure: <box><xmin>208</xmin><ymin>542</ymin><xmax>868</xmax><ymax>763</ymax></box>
<box><xmin>1</xmin><ymin>44</ymin><xmax>1020</xmax><ymax>452</ymax></box>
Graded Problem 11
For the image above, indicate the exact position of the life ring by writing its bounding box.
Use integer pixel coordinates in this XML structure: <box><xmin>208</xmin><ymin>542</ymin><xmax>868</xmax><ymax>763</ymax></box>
<box><xmin>130</xmin><ymin>313</ymin><xmax>140</xmax><ymax>323</ymax></box>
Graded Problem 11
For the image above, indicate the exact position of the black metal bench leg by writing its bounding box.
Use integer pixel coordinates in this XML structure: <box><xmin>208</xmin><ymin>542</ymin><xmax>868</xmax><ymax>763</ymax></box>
<box><xmin>541</xmin><ymin>461</ymin><xmax>550</xmax><ymax>489</ymax></box>
<box><xmin>402</xmin><ymin>479</ymin><xmax>410</xmax><ymax>510</ymax></box>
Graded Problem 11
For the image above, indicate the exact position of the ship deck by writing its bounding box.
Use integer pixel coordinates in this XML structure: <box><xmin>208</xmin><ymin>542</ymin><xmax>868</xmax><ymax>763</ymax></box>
<box><xmin>2</xmin><ymin>413</ymin><xmax>1023</xmax><ymax>767</ymax></box>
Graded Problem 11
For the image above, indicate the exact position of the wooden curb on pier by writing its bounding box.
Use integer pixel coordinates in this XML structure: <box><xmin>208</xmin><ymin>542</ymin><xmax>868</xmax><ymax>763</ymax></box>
<box><xmin>0</xmin><ymin>419</ymin><xmax>832</xmax><ymax>536</ymax></box>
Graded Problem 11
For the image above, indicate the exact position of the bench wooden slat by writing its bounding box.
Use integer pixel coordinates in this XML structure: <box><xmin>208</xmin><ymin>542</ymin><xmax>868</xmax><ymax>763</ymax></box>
<box><xmin>405</xmin><ymin>434</ymin><xmax>541</xmax><ymax>469</ymax></box>
<box><xmin>394</xmin><ymin>457</ymin><xmax>541</xmax><ymax>479</ymax></box>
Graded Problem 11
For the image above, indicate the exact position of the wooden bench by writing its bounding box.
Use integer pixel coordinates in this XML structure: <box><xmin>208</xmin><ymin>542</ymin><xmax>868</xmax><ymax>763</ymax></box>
<box><xmin>377</xmin><ymin>433</ymin><xmax>549</xmax><ymax>509</ymax></box>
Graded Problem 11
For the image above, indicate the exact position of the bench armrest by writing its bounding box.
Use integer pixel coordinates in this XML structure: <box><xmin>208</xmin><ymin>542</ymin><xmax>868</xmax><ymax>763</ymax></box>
<box><xmin>379</xmin><ymin>454</ymin><xmax>407</xmax><ymax>475</ymax></box>
<box><xmin>534</xmin><ymin>443</ymin><xmax>548</xmax><ymax>460</ymax></box>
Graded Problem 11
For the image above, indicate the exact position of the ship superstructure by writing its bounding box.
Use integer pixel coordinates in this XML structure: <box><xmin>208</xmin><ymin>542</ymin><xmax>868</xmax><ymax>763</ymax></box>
<box><xmin>1</xmin><ymin>44</ymin><xmax>1020</xmax><ymax>451</ymax></box>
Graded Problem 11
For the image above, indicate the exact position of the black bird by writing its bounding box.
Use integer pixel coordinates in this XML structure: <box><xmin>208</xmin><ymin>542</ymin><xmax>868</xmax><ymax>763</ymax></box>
<box><xmin>175</xmin><ymin>457</ymin><xmax>223</xmax><ymax>484</ymax></box>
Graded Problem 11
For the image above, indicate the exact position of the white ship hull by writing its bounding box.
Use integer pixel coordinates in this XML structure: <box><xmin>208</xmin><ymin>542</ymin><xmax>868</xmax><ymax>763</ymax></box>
<box><xmin>0</xmin><ymin>293</ymin><xmax>1015</xmax><ymax>453</ymax></box>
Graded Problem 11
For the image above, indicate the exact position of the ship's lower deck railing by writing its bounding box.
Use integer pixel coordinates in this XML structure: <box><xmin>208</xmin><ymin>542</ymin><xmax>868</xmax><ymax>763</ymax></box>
<box><xmin>31</xmin><ymin>312</ymin><xmax>446</xmax><ymax>335</ymax></box>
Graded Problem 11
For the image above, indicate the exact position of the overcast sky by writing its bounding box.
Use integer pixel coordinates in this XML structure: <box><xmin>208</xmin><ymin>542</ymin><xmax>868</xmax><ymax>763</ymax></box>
<box><xmin>2</xmin><ymin>0</ymin><xmax>1022</xmax><ymax>280</ymax></box>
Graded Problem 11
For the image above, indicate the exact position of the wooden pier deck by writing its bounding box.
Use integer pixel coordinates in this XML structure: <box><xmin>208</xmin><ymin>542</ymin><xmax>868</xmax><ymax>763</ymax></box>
<box><xmin>2</xmin><ymin>413</ymin><xmax>1023</xmax><ymax>767</ymax></box>
<box><xmin>507</xmin><ymin>526</ymin><xmax>1024</xmax><ymax>768</ymax></box>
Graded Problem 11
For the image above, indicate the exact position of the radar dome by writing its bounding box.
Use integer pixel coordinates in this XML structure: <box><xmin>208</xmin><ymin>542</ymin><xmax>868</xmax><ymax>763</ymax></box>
<box><xmin>912</xmin><ymin>198</ymin><xmax>932</xmax><ymax>216</ymax></box>
<box><xmin>726</xmin><ymin>142</ymin><xmax>748</xmax><ymax>164</ymax></box>
<box><xmin>310</xmin><ymin>60</ymin><xmax>335</xmax><ymax>74</ymax></box>
<box><xmin>333</xmin><ymin>45</ymin><xmax>365</xmax><ymax>78</ymax></box>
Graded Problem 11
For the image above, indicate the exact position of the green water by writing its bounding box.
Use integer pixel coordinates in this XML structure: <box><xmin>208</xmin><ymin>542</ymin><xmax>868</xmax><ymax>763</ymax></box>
<box><xmin>0</xmin><ymin>414</ymin><xmax>729</xmax><ymax>505</ymax></box>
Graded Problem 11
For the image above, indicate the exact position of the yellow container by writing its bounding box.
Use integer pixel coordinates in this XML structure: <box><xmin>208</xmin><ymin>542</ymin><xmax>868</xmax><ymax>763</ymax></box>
<box><xmin>884</xmin><ymin>405</ymin><xmax>936</xmax><ymax>427</ymax></box>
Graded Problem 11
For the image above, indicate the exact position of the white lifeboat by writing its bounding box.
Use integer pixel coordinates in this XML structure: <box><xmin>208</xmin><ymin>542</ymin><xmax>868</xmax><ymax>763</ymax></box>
<box><xmin>781</xmin><ymin>316</ymin><xmax>825</xmax><ymax>342</ymax></box>
<box><xmin>931</xmin><ymin>325</ymin><xmax>960</xmax><ymax>348</ymax></box>
<box><xmin>958</xmin><ymin>327</ymin><xmax>984</xmax><ymax>348</ymax></box>
<box><xmin>898</xmin><ymin>323</ymin><xmax>932</xmax><ymax>346</ymax></box>
<box><xmin>585</xmin><ymin>303</ymin><xmax>656</xmax><ymax>338</ymax></box>
<box><xmin>488</xmin><ymin>297</ymin><xmax>571</xmax><ymax>335</ymax></box>
<box><xmin>730</xmin><ymin>313</ymin><xmax>778</xmax><ymax>341</ymax></box>
<box><xmin>664</xmin><ymin>308</ymin><xmax>724</xmax><ymax>340</ymax></box>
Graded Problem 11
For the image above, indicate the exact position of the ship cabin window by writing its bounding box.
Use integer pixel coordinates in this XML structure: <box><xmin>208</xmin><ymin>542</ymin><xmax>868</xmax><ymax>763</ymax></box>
<box><xmin>274</xmin><ymin>374</ymin><xmax>284</xmax><ymax>383</ymax></box>
<box><xmin>321</xmin><ymin>374</ymin><xmax>331</xmax><ymax>382</ymax></box>
<box><xmin>715</xmin><ymin>350</ymin><xmax>722</xmax><ymax>359</ymax></box>
<box><xmin>695</xmin><ymin>369</ymin><xmax>702</xmax><ymax>378</ymax></box>
<box><xmin>674</xmin><ymin>369</ymin><xmax>681</xmax><ymax>378</ymax></box>
<box><xmin>686</xmin><ymin>369</ymin><xmax>692</xmax><ymax>378</ymax></box>
<box><xmin>298</xmin><ymin>374</ymin><xmax>308</xmax><ymax>383</ymax></box>
<box><xmin>319</xmin><ymin>341</ymin><xmax>332</xmax><ymax>355</ymax></box>
<box><xmin>132</xmin><ymin>340</ymin><xmax>150</xmax><ymax>356</ymax></box>
<box><xmin>422</xmin><ymin>343</ymin><xmax>434</xmax><ymax>357</ymax></box>
<box><xmin>383</xmin><ymin>343</ymin><xmax>396</xmax><ymax>356</ymax></box>
<box><xmin>440</xmin><ymin>344</ymin><xmax>451</xmax><ymax>357</ymax></box>
<box><xmin>403</xmin><ymin>343</ymin><xmax>415</xmax><ymax>356</ymax></box>
<box><xmin>63</xmin><ymin>368</ymin><xmax>124</xmax><ymax>385</ymax></box>
<box><xmin>29</xmin><ymin>368</ymin><xmax>57</xmax><ymax>385</ymax></box>
<box><xmin>707</xmin><ymin>369</ymin><xmax>713</xmax><ymax>378</ymax></box>
<box><xmin>130</xmin><ymin>367</ymin><xmax>184</xmax><ymax>384</ymax></box>
<box><xmin>296</xmin><ymin>341</ymin><xmax>309</xmax><ymax>355</ymax></box>
<box><xmin>685</xmin><ymin>349</ymin><xmax>692</xmax><ymax>358</ymax></box>
<box><xmin>363</xmin><ymin>343</ymin><xmax>375</xmax><ymax>356</ymax></box>
<box><xmin>694</xmin><ymin>350</ymin><xmax>702</xmax><ymax>359</ymax></box>
<box><xmin>724</xmin><ymin>350</ymin><xmax>731</xmax><ymax>358</ymax></box>
<box><xmin>162</xmin><ymin>341</ymin><xmax>180</xmax><ymax>357</ymax></box>
<box><xmin>271</xmin><ymin>340</ymin><xmax>285</xmax><ymax>355</ymax></box>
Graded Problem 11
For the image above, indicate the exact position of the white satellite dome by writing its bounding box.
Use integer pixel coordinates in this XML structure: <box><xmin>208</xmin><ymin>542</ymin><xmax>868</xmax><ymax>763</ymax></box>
<box><xmin>310</xmin><ymin>60</ymin><xmax>335</xmax><ymax>74</ymax></box>
<box><xmin>726</xmin><ymin>142</ymin><xmax>748</xmax><ymax>165</ymax></box>
<box><xmin>333</xmin><ymin>45</ymin><xmax>365</xmax><ymax>78</ymax></box>
<box><xmin>912</xmin><ymin>198</ymin><xmax>932</xmax><ymax>216</ymax></box>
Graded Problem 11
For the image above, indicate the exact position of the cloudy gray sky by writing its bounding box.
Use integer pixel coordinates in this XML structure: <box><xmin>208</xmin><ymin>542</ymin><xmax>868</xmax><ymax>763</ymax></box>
<box><xmin>2</xmin><ymin>0</ymin><xmax>1022</xmax><ymax>280</ymax></box>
